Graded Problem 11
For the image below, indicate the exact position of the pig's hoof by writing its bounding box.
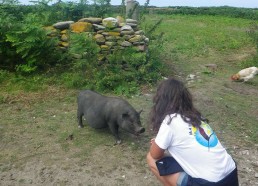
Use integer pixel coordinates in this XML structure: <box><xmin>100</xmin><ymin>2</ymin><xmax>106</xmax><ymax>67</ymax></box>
<box><xmin>78</xmin><ymin>125</ymin><xmax>84</xmax><ymax>129</ymax></box>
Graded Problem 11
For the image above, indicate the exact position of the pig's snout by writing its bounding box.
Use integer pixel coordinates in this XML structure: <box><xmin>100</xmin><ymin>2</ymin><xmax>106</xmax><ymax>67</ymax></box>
<box><xmin>137</xmin><ymin>127</ymin><xmax>145</xmax><ymax>134</ymax></box>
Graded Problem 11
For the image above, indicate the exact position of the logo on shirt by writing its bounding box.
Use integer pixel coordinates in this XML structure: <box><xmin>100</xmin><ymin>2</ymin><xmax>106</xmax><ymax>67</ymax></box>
<box><xmin>190</xmin><ymin>122</ymin><xmax>218</xmax><ymax>148</ymax></box>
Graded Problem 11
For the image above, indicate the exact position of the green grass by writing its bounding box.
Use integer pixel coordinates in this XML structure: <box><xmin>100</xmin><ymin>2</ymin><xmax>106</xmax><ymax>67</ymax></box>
<box><xmin>142</xmin><ymin>14</ymin><xmax>255</xmax><ymax>61</ymax></box>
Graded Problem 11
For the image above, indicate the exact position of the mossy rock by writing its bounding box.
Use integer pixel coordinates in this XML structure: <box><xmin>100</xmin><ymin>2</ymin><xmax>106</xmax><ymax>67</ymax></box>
<box><xmin>70</xmin><ymin>22</ymin><xmax>93</xmax><ymax>33</ymax></box>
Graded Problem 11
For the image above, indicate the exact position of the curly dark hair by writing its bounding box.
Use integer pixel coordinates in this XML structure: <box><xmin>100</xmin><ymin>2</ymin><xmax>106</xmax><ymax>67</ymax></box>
<box><xmin>150</xmin><ymin>78</ymin><xmax>206</xmax><ymax>132</ymax></box>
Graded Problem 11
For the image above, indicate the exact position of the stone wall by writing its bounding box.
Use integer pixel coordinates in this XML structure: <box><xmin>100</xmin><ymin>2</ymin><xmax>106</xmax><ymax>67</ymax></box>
<box><xmin>46</xmin><ymin>16</ymin><xmax>149</xmax><ymax>63</ymax></box>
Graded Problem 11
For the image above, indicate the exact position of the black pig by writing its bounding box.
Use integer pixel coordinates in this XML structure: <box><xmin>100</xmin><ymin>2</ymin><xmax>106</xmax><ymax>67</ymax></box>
<box><xmin>77</xmin><ymin>90</ymin><xmax>145</xmax><ymax>144</ymax></box>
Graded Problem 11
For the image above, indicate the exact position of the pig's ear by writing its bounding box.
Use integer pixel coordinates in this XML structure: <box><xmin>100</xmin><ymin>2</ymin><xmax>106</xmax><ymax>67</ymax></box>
<box><xmin>138</xmin><ymin>109</ymin><xmax>143</xmax><ymax>115</ymax></box>
<box><xmin>122</xmin><ymin>113</ymin><xmax>130</xmax><ymax>119</ymax></box>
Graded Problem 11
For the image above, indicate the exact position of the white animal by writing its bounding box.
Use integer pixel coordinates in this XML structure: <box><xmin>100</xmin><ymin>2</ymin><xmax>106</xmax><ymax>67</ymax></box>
<box><xmin>231</xmin><ymin>66</ymin><xmax>258</xmax><ymax>82</ymax></box>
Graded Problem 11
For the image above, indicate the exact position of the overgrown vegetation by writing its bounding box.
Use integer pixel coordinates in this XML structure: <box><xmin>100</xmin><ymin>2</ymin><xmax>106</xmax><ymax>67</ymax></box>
<box><xmin>0</xmin><ymin>0</ymin><xmax>165</xmax><ymax>95</ymax></box>
<box><xmin>143</xmin><ymin>6</ymin><xmax>258</xmax><ymax>20</ymax></box>
<box><xmin>0</xmin><ymin>2</ymin><xmax>257</xmax><ymax>96</ymax></box>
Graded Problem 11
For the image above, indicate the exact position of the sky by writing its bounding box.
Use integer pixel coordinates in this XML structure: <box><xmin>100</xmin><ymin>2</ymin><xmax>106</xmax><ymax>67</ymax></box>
<box><xmin>19</xmin><ymin>0</ymin><xmax>258</xmax><ymax>8</ymax></box>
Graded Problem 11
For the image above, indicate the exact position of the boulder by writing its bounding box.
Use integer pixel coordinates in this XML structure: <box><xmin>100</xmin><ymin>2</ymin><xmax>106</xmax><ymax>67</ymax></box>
<box><xmin>53</xmin><ymin>21</ymin><xmax>74</xmax><ymax>30</ymax></box>
<box><xmin>102</xmin><ymin>17</ymin><xmax>118</xmax><ymax>28</ymax></box>
<box><xmin>121</xmin><ymin>41</ymin><xmax>132</xmax><ymax>47</ymax></box>
<box><xmin>70</xmin><ymin>22</ymin><xmax>93</xmax><ymax>33</ymax></box>
<box><xmin>94</xmin><ymin>34</ymin><xmax>106</xmax><ymax>44</ymax></box>
<box><xmin>78</xmin><ymin>17</ymin><xmax>102</xmax><ymax>24</ymax></box>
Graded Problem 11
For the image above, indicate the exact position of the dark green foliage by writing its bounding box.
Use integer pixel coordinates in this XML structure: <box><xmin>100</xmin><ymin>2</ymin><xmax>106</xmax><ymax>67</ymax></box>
<box><xmin>0</xmin><ymin>11</ymin><xmax>19</xmax><ymax>70</ymax></box>
<box><xmin>0</xmin><ymin>2</ymin><xmax>164</xmax><ymax>95</ymax></box>
<box><xmin>69</xmin><ymin>32</ymin><xmax>100</xmax><ymax>78</ymax></box>
<box><xmin>150</xmin><ymin>6</ymin><xmax>258</xmax><ymax>20</ymax></box>
<box><xmin>5</xmin><ymin>13</ymin><xmax>64</xmax><ymax>73</ymax></box>
<box><xmin>94</xmin><ymin>48</ymin><xmax>162</xmax><ymax>95</ymax></box>
<box><xmin>67</xmin><ymin>33</ymin><xmax>163</xmax><ymax>95</ymax></box>
<box><xmin>111</xmin><ymin>5</ymin><xmax>258</xmax><ymax>21</ymax></box>
<box><xmin>0</xmin><ymin>4</ymin><xmax>71</xmax><ymax>73</ymax></box>
<box><xmin>90</xmin><ymin>0</ymin><xmax>112</xmax><ymax>17</ymax></box>
<box><xmin>50</xmin><ymin>2</ymin><xmax>90</xmax><ymax>22</ymax></box>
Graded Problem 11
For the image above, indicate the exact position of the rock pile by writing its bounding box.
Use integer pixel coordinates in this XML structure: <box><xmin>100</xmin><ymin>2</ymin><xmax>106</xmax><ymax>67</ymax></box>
<box><xmin>46</xmin><ymin>16</ymin><xmax>149</xmax><ymax>63</ymax></box>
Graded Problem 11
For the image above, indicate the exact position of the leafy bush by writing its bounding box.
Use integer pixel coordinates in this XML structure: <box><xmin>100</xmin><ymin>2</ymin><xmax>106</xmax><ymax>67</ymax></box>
<box><xmin>0</xmin><ymin>70</ymin><xmax>9</xmax><ymax>84</ymax></box>
<box><xmin>69</xmin><ymin>32</ymin><xmax>100</xmax><ymax>77</ymax></box>
<box><xmin>65</xmin><ymin>32</ymin><xmax>164</xmax><ymax>95</ymax></box>
<box><xmin>90</xmin><ymin>0</ymin><xmax>112</xmax><ymax>17</ymax></box>
<box><xmin>0</xmin><ymin>3</ymin><xmax>165</xmax><ymax>96</ymax></box>
<box><xmin>5</xmin><ymin>13</ymin><xmax>64</xmax><ymax>73</ymax></box>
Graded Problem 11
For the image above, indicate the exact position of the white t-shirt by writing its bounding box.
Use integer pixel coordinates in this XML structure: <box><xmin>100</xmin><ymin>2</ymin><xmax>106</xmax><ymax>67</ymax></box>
<box><xmin>155</xmin><ymin>114</ymin><xmax>236</xmax><ymax>182</ymax></box>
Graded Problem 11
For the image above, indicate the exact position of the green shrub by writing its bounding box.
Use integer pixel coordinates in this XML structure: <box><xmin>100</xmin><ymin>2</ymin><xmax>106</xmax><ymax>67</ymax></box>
<box><xmin>66</xmin><ymin>31</ymin><xmax>164</xmax><ymax>95</ymax></box>
<box><xmin>0</xmin><ymin>70</ymin><xmax>9</xmax><ymax>84</ymax></box>
<box><xmin>5</xmin><ymin>13</ymin><xmax>64</xmax><ymax>73</ymax></box>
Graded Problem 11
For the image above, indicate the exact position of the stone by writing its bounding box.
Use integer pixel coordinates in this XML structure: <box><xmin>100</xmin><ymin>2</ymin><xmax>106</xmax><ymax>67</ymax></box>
<box><xmin>123</xmin><ymin>35</ymin><xmax>133</xmax><ymax>41</ymax></box>
<box><xmin>44</xmin><ymin>26</ymin><xmax>59</xmax><ymax>37</ymax></box>
<box><xmin>94</xmin><ymin>34</ymin><xmax>105</xmax><ymax>44</ymax></box>
<box><xmin>102</xmin><ymin>32</ymin><xmax>120</xmax><ymax>37</ymax></box>
<box><xmin>107</xmin><ymin>32</ymin><xmax>120</xmax><ymax>37</ymax></box>
<box><xmin>116</xmin><ymin>16</ymin><xmax>125</xmax><ymax>24</ymax></box>
<box><xmin>132</xmin><ymin>42</ymin><xmax>145</xmax><ymax>45</ymax></box>
<box><xmin>134</xmin><ymin>45</ymin><xmax>145</xmax><ymax>52</ymax></box>
<box><xmin>97</xmin><ymin>54</ymin><xmax>106</xmax><ymax>61</ymax></box>
<box><xmin>121</xmin><ymin>41</ymin><xmax>132</xmax><ymax>47</ymax></box>
<box><xmin>53</xmin><ymin>21</ymin><xmax>74</xmax><ymax>30</ymax></box>
<box><xmin>129</xmin><ymin>35</ymin><xmax>143</xmax><ymax>43</ymax></box>
<box><xmin>102</xmin><ymin>32</ymin><xmax>109</xmax><ymax>36</ymax></box>
<box><xmin>59</xmin><ymin>41</ymin><xmax>69</xmax><ymax>47</ymax></box>
<box><xmin>118</xmin><ymin>23</ymin><xmax>126</xmax><ymax>27</ymax></box>
<box><xmin>121</xmin><ymin>25</ymin><xmax>133</xmax><ymax>31</ymax></box>
<box><xmin>51</xmin><ymin>16</ymin><xmax>148</xmax><ymax>57</ymax></box>
<box><xmin>102</xmin><ymin>17</ymin><xmax>118</xmax><ymax>28</ymax></box>
<box><xmin>135</xmin><ymin>30</ymin><xmax>144</xmax><ymax>35</ymax></box>
<box><xmin>60</xmin><ymin>30</ymin><xmax>68</xmax><ymax>34</ymax></box>
<box><xmin>255</xmin><ymin>172</ymin><xmax>258</xmax><ymax>178</ymax></box>
<box><xmin>100</xmin><ymin>45</ymin><xmax>109</xmax><ymax>50</ymax></box>
<box><xmin>93</xmin><ymin>24</ymin><xmax>105</xmax><ymax>31</ymax></box>
<box><xmin>105</xmin><ymin>36</ymin><xmax>121</xmax><ymax>41</ymax></box>
<box><xmin>120</xmin><ymin>30</ymin><xmax>135</xmax><ymax>35</ymax></box>
<box><xmin>144</xmin><ymin>37</ymin><xmax>149</xmax><ymax>43</ymax></box>
<box><xmin>78</xmin><ymin>17</ymin><xmax>102</xmax><ymax>24</ymax></box>
<box><xmin>61</xmin><ymin>34</ymin><xmax>68</xmax><ymax>42</ymax></box>
<box><xmin>111</xmin><ymin>28</ymin><xmax>121</xmax><ymax>32</ymax></box>
<box><xmin>126</xmin><ymin>19</ymin><xmax>138</xmax><ymax>24</ymax></box>
<box><xmin>105</xmin><ymin>41</ymin><xmax>116</xmax><ymax>47</ymax></box>
<box><xmin>126</xmin><ymin>23</ymin><xmax>138</xmax><ymax>28</ymax></box>
<box><xmin>97</xmin><ymin>30</ymin><xmax>104</xmax><ymax>34</ymax></box>
<box><xmin>70</xmin><ymin>22</ymin><xmax>93</xmax><ymax>33</ymax></box>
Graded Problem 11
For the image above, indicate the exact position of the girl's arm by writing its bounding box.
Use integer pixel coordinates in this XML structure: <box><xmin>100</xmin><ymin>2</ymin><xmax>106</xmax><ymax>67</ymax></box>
<box><xmin>149</xmin><ymin>138</ymin><xmax>165</xmax><ymax>160</ymax></box>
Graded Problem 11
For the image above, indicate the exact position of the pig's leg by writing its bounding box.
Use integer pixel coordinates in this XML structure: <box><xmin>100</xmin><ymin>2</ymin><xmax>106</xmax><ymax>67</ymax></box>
<box><xmin>77</xmin><ymin>110</ymin><xmax>84</xmax><ymax>128</ymax></box>
<box><xmin>108</xmin><ymin>123</ymin><xmax>121</xmax><ymax>144</ymax></box>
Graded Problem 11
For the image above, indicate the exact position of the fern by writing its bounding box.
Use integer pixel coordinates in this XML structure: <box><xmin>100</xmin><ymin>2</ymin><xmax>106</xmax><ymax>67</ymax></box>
<box><xmin>5</xmin><ymin>13</ymin><xmax>61</xmax><ymax>73</ymax></box>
